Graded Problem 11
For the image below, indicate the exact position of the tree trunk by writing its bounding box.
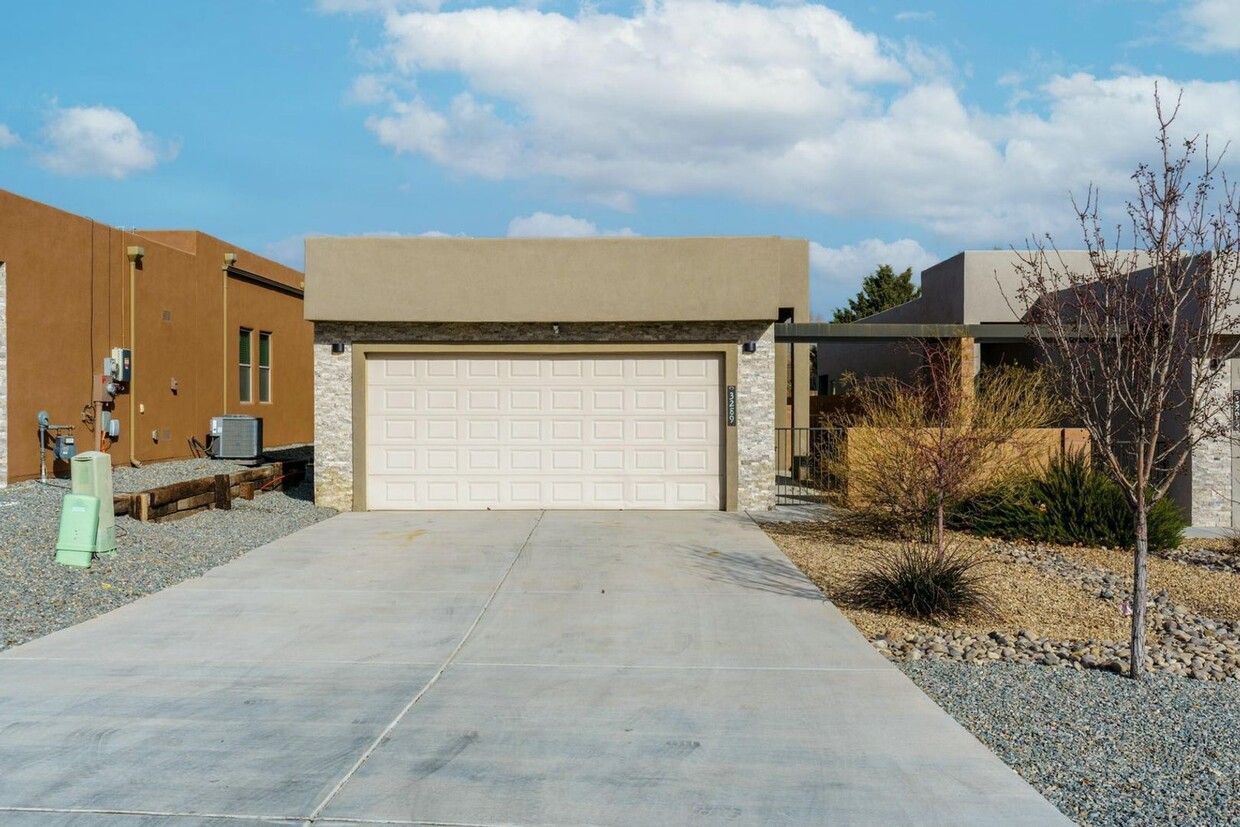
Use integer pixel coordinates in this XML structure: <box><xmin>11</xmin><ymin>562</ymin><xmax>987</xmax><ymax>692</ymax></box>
<box><xmin>1130</xmin><ymin>501</ymin><xmax>1149</xmax><ymax>680</ymax></box>
<box><xmin>936</xmin><ymin>496</ymin><xmax>946</xmax><ymax>558</ymax></box>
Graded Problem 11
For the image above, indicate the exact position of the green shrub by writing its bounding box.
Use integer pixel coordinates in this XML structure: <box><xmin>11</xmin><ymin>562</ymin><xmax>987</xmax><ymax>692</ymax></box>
<box><xmin>950</xmin><ymin>451</ymin><xmax>1185</xmax><ymax>550</ymax></box>
<box><xmin>840</xmin><ymin>541</ymin><xmax>996</xmax><ymax>620</ymax></box>
<box><xmin>949</xmin><ymin>482</ymin><xmax>1047</xmax><ymax>541</ymax></box>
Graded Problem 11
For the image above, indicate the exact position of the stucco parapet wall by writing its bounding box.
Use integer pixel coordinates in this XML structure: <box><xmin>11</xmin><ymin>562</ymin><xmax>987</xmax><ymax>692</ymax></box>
<box><xmin>304</xmin><ymin>237</ymin><xmax>808</xmax><ymax>324</ymax></box>
<box><xmin>313</xmin><ymin>321</ymin><xmax>777</xmax><ymax>512</ymax></box>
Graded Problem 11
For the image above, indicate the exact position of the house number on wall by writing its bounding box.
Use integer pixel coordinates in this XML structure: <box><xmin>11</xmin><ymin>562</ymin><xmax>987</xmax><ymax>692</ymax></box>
<box><xmin>1233</xmin><ymin>390</ymin><xmax>1240</xmax><ymax>431</ymax></box>
<box><xmin>727</xmin><ymin>386</ymin><xmax>737</xmax><ymax>426</ymax></box>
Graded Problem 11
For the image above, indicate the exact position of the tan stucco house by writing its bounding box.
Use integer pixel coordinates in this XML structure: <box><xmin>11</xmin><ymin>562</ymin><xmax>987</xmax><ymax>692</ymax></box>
<box><xmin>305</xmin><ymin>236</ymin><xmax>810</xmax><ymax>511</ymax></box>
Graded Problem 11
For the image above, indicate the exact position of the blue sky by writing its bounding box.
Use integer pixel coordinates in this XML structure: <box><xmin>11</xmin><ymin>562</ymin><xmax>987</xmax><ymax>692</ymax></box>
<box><xmin>2</xmin><ymin>0</ymin><xmax>1239</xmax><ymax>318</ymax></box>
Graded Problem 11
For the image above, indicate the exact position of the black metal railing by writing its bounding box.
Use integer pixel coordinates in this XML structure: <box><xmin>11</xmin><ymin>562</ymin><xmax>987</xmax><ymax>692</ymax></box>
<box><xmin>775</xmin><ymin>427</ymin><xmax>839</xmax><ymax>505</ymax></box>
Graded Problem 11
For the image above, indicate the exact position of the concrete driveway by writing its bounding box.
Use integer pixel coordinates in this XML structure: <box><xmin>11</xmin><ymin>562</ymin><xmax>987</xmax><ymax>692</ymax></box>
<box><xmin>0</xmin><ymin>511</ymin><xmax>1069</xmax><ymax>826</ymax></box>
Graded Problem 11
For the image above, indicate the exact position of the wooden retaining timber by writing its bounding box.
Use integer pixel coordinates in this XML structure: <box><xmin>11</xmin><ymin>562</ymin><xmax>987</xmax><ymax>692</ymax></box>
<box><xmin>112</xmin><ymin>460</ymin><xmax>306</xmax><ymax>523</ymax></box>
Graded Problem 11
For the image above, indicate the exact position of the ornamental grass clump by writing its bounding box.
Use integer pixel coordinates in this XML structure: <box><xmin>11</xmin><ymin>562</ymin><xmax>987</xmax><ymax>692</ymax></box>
<box><xmin>840</xmin><ymin>541</ymin><xmax>996</xmax><ymax>621</ymax></box>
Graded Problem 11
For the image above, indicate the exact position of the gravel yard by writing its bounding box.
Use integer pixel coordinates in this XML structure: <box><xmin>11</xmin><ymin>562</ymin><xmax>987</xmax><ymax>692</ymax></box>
<box><xmin>0</xmin><ymin>451</ymin><xmax>335</xmax><ymax>652</ymax></box>
<box><xmin>901</xmin><ymin>660</ymin><xmax>1240</xmax><ymax>827</ymax></box>
<box><xmin>764</xmin><ymin>517</ymin><xmax>1240</xmax><ymax>825</ymax></box>
<box><xmin>764</xmin><ymin>520</ymin><xmax>1240</xmax><ymax>680</ymax></box>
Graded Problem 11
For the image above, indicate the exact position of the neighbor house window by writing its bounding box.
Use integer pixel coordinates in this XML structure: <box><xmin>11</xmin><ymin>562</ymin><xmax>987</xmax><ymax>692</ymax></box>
<box><xmin>239</xmin><ymin>328</ymin><xmax>253</xmax><ymax>403</ymax></box>
<box><xmin>259</xmin><ymin>331</ymin><xmax>272</xmax><ymax>403</ymax></box>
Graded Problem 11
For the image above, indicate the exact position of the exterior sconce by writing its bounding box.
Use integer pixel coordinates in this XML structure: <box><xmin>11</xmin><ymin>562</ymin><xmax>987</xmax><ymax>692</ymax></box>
<box><xmin>331</xmin><ymin>342</ymin><xmax>346</xmax><ymax>354</ymax></box>
<box><xmin>741</xmin><ymin>341</ymin><xmax>757</xmax><ymax>353</ymax></box>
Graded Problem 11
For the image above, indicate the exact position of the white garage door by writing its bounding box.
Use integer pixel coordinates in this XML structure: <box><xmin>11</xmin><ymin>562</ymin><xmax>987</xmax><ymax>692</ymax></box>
<box><xmin>365</xmin><ymin>354</ymin><xmax>723</xmax><ymax>510</ymax></box>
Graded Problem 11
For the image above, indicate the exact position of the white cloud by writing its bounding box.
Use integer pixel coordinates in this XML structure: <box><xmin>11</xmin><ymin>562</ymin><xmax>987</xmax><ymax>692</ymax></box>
<box><xmin>506</xmin><ymin>212</ymin><xmax>635</xmax><ymax>238</ymax></box>
<box><xmin>809</xmin><ymin>238</ymin><xmax>938</xmax><ymax>319</ymax></box>
<box><xmin>347</xmin><ymin>74</ymin><xmax>396</xmax><ymax>105</ymax></box>
<box><xmin>0</xmin><ymin>125</ymin><xmax>19</xmax><ymax>149</ymax></box>
<box><xmin>894</xmin><ymin>11</ymin><xmax>934</xmax><ymax>22</ymax></box>
<box><xmin>265</xmin><ymin>234</ymin><xmax>313</xmax><ymax>268</ymax></box>
<box><xmin>1181</xmin><ymin>0</ymin><xmax>1240</xmax><ymax>53</ymax></box>
<box><xmin>37</xmin><ymin>106</ymin><xmax>176</xmax><ymax>179</ymax></box>
<box><xmin>338</xmin><ymin>1</ymin><xmax>1240</xmax><ymax>243</ymax></box>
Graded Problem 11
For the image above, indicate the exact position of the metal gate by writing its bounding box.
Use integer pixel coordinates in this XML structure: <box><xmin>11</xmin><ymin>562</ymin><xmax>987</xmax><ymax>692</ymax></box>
<box><xmin>774</xmin><ymin>427</ymin><xmax>837</xmax><ymax>505</ymax></box>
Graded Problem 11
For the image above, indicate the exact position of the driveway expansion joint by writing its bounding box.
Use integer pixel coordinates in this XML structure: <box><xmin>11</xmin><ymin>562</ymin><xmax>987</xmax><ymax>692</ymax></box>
<box><xmin>305</xmin><ymin>510</ymin><xmax>546</xmax><ymax>824</ymax></box>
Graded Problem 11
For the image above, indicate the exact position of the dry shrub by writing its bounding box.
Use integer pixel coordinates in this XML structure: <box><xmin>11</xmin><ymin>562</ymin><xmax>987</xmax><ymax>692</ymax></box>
<box><xmin>825</xmin><ymin>344</ymin><xmax>1061</xmax><ymax>547</ymax></box>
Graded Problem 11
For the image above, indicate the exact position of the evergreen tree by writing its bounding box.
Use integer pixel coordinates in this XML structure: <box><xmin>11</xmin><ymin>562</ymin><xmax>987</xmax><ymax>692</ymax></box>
<box><xmin>831</xmin><ymin>265</ymin><xmax>920</xmax><ymax>323</ymax></box>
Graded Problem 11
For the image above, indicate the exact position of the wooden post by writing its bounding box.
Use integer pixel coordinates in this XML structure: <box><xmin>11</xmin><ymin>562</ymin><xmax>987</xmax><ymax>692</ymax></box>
<box><xmin>956</xmin><ymin>336</ymin><xmax>976</xmax><ymax>403</ymax></box>
<box><xmin>214</xmin><ymin>474</ymin><xmax>232</xmax><ymax>511</ymax></box>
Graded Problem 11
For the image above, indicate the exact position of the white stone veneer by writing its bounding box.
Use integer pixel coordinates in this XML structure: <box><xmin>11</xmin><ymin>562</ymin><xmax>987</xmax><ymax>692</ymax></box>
<box><xmin>1190</xmin><ymin>360</ymin><xmax>1234</xmax><ymax>528</ymax></box>
<box><xmin>313</xmin><ymin>321</ymin><xmax>776</xmax><ymax>512</ymax></box>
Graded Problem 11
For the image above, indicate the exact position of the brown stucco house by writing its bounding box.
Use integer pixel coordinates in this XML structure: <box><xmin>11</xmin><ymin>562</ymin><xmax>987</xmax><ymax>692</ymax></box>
<box><xmin>0</xmin><ymin>189</ymin><xmax>314</xmax><ymax>484</ymax></box>
<box><xmin>305</xmin><ymin>236</ymin><xmax>810</xmax><ymax>511</ymax></box>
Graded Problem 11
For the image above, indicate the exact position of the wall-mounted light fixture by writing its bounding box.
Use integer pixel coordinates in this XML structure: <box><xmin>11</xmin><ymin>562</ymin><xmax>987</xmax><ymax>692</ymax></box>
<box><xmin>331</xmin><ymin>342</ymin><xmax>346</xmax><ymax>354</ymax></box>
<box><xmin>741</xmin><ymin>341</ymin><xmax>757</xmax><ymax>353</ymax></box>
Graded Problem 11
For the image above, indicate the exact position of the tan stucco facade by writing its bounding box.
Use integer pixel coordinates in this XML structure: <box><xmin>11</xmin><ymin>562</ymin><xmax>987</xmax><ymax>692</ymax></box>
<box><xmin>0</xmin><ymin>189</ymin><xmax>314</xmax><ymax>483</ymax></box>
<box><xmin>307</xmin><ymin>237</ymin><xmax>808</xmax><ymax>511</ymax></box>
<box><xmin>306</xmin><ymin>236</ymin><xmax>805</xmax><ymax>323</ymax></box>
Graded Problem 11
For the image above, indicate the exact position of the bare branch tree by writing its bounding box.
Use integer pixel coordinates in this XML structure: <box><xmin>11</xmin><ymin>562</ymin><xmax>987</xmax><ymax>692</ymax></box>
<box><xmin>831</xmin><ymin>342</ymin><xmax>1059</xmax><ymax>555</ymax></box>
<box><xmin>1014</xmin><ymin>87</ymin><xmax>1240</xmax><ymax>679</ymax></box>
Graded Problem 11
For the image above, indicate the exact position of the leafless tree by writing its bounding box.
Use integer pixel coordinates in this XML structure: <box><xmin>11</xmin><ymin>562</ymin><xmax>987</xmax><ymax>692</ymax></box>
<box><xmin>1014</xmin><ymin>89</ymin><xmax>1240</xmax><ymax>679</ymax></box>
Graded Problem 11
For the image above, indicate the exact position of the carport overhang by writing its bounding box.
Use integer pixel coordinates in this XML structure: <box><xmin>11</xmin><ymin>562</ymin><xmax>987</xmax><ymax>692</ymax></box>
<box><xmin>774</xmin><ymin>322</ymin><xmax>1054</xmax><ymax>343</ymax></box>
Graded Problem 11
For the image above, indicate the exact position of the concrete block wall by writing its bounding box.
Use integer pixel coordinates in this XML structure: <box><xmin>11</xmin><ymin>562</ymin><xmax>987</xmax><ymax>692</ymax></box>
<box><xmin>313</xmin><ymin>320</ymin><xmax>777</xmax><ymax>512</ymax></box>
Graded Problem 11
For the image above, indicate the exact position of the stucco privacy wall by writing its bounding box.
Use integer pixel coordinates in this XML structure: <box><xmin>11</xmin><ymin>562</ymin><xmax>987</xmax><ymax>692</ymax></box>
<box><xmin>314</xmin><ymin>321</ymin><xmax>777</xmax><ymax>512</ymax></box>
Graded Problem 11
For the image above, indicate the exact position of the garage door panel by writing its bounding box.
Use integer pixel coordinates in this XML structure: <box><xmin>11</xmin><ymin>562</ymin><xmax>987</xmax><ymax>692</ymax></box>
<box><xmin>466</xmin><ymin>359</ymin><xmax>499</xmax><ymax>378</ymax></box>
<box><xmin>508</xmin><ymin>389</ymin><xmax>541</xmax><ymax>411</ymax></box>
<box><xmin>425</xmin><ymin>359</ymin><xmax>458</xmax><ymax>378</ymax></box>
<box><xmin>590</xmin><ymin>390</ymin><xmax>625</xmax><ymax>413</ymax></box>
<box><xmin>508</xmin><ymin>420</ymin><xmax>542</xmax><ymax>441</ymax></box>
<box><xmin>366</xmin><ymin>354</ymin><xmax>723</xmax><ymax>510</ymax></box>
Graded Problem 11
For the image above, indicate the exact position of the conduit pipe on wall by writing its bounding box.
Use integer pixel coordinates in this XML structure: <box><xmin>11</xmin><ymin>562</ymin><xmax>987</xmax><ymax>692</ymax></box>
<box><xmin>126</xmin><ymin>246</ymin><xmax>144</xmax><ymax>468</ymax></box>
<box><xmin>223</xmin><ymin>253</ymin><xmax>236</xmax><ymax>416</ymax></box>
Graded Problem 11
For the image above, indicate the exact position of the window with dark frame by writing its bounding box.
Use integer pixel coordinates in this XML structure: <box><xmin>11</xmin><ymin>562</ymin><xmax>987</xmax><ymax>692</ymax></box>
<box><xmin>239</xmin><ymin>328</ymin><xmax>253</xmax><ymax>403</ymax></box>
<box><xmin>259</xmin><ymin>331</ymin><xmax>272</xmax><ymax>403</ymax></box>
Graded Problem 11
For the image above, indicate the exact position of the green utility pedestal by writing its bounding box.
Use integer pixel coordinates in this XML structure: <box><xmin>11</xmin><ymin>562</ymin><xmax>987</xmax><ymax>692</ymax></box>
<box><xmin>71</xmin><ymin>451</ymin><xmax>116</xmax><ymax>556</ymax></box>
<box><xmin>55</xmin><ymin>494</ymin><xmax>99</xmax><ymax>568</ymax></box>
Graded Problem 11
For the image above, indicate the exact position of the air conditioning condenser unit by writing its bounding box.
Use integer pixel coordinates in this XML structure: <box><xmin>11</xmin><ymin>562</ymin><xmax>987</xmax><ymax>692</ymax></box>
<box><xmin>208</xmin><ymin>415</ymin><xmax>263</xmax><ymax>461</ymax></box>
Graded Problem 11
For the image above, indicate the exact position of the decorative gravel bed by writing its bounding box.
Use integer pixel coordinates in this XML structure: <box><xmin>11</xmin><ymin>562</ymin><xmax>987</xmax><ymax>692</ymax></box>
<box><xmin>763</xmin><ymin>517</ymin><xmax>1240</xmax><ymax>823</ymax></box>
<box><xmin>0</xmin><ymin>451</ymin><xmax>334</xmax><ymax>652</ymax></box>
<box><xmin>876</xmin><ymin>542</ymin><xmax>1240</xmax><ymax>681</ymax></box>
<box><xmin>763</xmin><ymin>521</ymin><xmax>1240</xmax><ymax>682</ymax></box>
<box><xmin>1161</xmin><ymin>542</ymin><xmax>1240</xmax><ymax>575</ymax></box>
<box><xmin>901</xmin><ymin>660</ymin><xmax>1240</xmax><ymax>826</ymax></box>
